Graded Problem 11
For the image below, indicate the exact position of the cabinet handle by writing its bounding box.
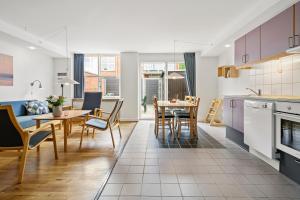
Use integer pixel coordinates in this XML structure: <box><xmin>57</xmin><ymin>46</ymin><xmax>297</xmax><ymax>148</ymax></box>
<box><xmin>294</xmin><ymin>35</ymin><xmax>300</xmax><ymax>47</ymax></box>
<box><xmin>241</xmin><ymin>55</ymin><xmax>244</xmax><ymax>63</ymax></box>
<box><xmin>288</xmin><ymin>36</ymin><xmax>294</xmax><ymax>48</ymax></box>
<box><xmin>245</xmin><ymin>54</ymin><xmax>249</xmax><ymax>63</ymax></box>
<box><xmin>295</xmin><ymin>159</ymin><xmax>300</xmax><ymax>164</ymax></box>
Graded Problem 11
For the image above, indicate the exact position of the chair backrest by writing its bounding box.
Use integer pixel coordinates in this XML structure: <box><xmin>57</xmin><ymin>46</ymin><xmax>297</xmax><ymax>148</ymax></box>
<box><xmin>0</xmin><ymin>105</ymin><xmax>24</xmax><ymax>148</ymax></box>
<box><xmin>109</xmin><ymin>98</ymin><xmax>124</xmax><ymax>125</ymax></box>
<box><xmin>193</xmin><ymin>97</ymin><xmax>201</xmax><ymax>120</ymax></box>
<box><xmin>82</xmin><ymin>92</ymin><xmax>102</xmax><ymax>114</ymax></box>
<box><xmin>184</xmin><ymin>96</ymin><xmax>192</xmax><ymax>102</ymax></box>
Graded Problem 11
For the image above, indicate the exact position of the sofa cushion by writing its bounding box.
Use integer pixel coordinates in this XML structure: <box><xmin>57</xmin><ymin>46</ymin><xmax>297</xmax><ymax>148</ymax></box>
<box><xmin>25</xmin><ymin>101</ymin><xmax>49</xmax><ymax>115</ymax></box>
<box><xmin>17</xmin><ymin>115</ymin><xmax>49</xmax><ymax>129</ymax></box>
<box><xmin>0</xmin><ymin>100</ymin><xmax>28</xmax><ymax>117</ymax></box>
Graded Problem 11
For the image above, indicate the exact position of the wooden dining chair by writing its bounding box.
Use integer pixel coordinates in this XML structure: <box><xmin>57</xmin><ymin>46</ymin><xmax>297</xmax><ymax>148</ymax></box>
<box><xmin>69</xmin><ymin>92</ymin><xmax>103</xmax><ymax>135</ymax></box>
<box><xmin>153</xmin><ymin>97</ymin><xmax>174</xmax><ymax>138</ymax></box>
<box><xmin>0</xmin><ymin>105</ymin><xmax>58</xmax><ymax>183</ymax></box>
<box><xmin>175</xmin><ymin>97</ymin><xmax>200</xmax><ymax>138</ymax></box>
<box><xmin>79</xmin><ymin>99</ymin><xmax>123</xmax><ymax>149</ymax></box>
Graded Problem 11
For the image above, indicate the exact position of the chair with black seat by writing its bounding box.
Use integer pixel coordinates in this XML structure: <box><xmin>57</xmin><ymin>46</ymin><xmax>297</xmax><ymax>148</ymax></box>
<box><xmin>0</xmin><ymin>105</ymin><xmax>58</xmax><ymax>184</ymax></box>
<box><xmin>79</xmin><ymin>98</ymin><xmax>123</xmax><ymax>149</ymax></box>
<box><xmin>153</xmin><ymin>97</ymin><xmax>174</xmax><ymax>138</ymax></box>
<box><xmin>175</xmin><ymin>97</ymin><xmax>200</xmax><ymax>138</ymax></box>
<box><xmin>69</xmin><ymin>92</ymin><xmax>102</xmax><ymax>135</ymax></box>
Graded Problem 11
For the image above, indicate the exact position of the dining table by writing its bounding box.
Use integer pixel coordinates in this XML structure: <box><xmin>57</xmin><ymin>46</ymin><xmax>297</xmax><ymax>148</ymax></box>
<box><xmin>157</xmin><ymin>100</ymin><xmax>197</xmax><ymax>139</ymax></box>
<box><xmin>33</xmin><ymin>110</ymin><xmax>91</xmax><ymax>152</ymax></box>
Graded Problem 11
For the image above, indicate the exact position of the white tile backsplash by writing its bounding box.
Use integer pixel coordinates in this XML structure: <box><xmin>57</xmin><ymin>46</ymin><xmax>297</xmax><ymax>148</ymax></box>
<box><xmin>250</xmin><ymin>54</ymin><xmax>300</xmax><ymax>96</ymax></box>
<box><xmin>281</xmin><ymin>84</ymin><xmax>293</xmax><ymax>96</ymax></box>
<box><xmin>293</xmin><ymin>69</ymin><xmax>300</xmax><ymax>83</ymax></box>
<box><xmin>271</xmin><ymin>84</ymin><xmax>282</xmax><ymax>95</ymax></box>
<box><xmin>256</xmin><ymin>75</ymin><xmax>264</xmax><ymax>85</ymax></box>
<box><xmin>263</xmin><ymin>74</ymin><xmax>272</xmax><ymax>85</ymax></box>
<box><xmin>281</xmin><ymin>70</ymin><xmax>293</xmax><ymax>84</ymax></box>
<box><xmin>271</xmin><ymin>72</ymin><xmax>281</xmax><ymax>84</ymax></box>
<box><xmin>293</xmin><ymin>83</ymin><xmax>300</xmax><ymax>96</ymax></box>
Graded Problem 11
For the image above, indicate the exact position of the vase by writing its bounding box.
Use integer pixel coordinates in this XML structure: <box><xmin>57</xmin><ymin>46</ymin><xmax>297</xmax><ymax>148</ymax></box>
<box><xmin>52</xmin><ymin>106</ymin><xmax>63</xmax><ymax>117</ymax></box>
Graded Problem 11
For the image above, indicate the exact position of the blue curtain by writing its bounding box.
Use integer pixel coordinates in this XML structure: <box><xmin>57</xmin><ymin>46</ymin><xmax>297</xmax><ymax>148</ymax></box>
<box><xmin>184</xmin><ymin>53</ymin><xmax>196</xmax><ymax>96</ymax></box>
<box><xmin>74</xmin><ymin>54</ymin><xmax>84</xmax><ymax>98</ymax></box>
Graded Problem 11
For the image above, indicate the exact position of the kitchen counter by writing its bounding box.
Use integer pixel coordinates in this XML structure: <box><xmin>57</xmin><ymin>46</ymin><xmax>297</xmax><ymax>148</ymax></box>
<box><xmin>224</xmin><ymin>95</ymin><xmax>300</xmax><ymax>103</ymax></box>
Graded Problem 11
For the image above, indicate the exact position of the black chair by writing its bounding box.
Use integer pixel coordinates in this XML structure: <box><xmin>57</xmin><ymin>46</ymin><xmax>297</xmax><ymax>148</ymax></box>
<box><xmin>79</xmin><ymin>98</ymin><xmax>124</xmax><ymax>149</ymax></box>
<box><xmin>82</xmin><ymin>92</ymin><xmax>103</xmax><ymax>115</ymax></box>
<box><xmin>69</xmin><ymin>92</ymin><xmax>103</xmax><ymax>134</ymax></box>
<box><xmin>0</xmin><ymin>105</ymin><xmax>58</xmax><ymax>183</ymax></box>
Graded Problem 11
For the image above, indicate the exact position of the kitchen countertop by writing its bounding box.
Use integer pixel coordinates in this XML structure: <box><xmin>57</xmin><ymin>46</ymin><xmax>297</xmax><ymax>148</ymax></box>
<box><xmin>224</xmin><ymin>95</ymin><xmax>300</xmax><ymax>103</ymax></box>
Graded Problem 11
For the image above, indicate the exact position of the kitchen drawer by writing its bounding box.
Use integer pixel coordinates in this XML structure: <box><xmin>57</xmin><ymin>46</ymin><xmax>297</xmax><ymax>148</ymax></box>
<box><xmin>280</xmin><ymin>151</ymin><xmax>300</xmax><ymax>184</ymax></box>
<box><xmin>276</xmin><ymin>102</ymin><xmax>300</xmax><ymax>113</ymax></box>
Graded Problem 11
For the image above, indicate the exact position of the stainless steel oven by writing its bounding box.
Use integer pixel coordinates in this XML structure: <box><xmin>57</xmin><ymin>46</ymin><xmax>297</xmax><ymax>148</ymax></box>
<box><xmin>275</xmin><ymin>102</ymin><xmax>300</xmax><ymax>159</ymax></box>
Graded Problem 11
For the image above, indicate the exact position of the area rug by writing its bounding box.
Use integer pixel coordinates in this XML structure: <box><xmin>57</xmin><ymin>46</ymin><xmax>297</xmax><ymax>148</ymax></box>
<box><xmin>149</xmin><ymin>124</ymin><xmax>225</xmax><ymax>149</ymax></box>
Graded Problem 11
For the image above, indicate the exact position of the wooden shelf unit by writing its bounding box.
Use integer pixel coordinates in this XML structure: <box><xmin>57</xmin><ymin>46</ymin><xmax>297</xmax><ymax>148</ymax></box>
<box><xmin>217</xmin><ymin>66</ymin><xmax>239</xmax><ymax>78</ymax></box>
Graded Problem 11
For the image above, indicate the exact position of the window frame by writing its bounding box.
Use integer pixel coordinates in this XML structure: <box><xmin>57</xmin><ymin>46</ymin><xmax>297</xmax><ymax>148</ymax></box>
<box><xmin>84</xmin><ymin>54</ymin><xmax>120</xmax><ymax>97</ymax></box>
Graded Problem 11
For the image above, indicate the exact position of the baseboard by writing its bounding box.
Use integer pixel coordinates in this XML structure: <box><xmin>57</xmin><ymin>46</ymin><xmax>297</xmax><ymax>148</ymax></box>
<box><xmin>250</xmin><ymin>147</ymin><xmax>279</xmax><ymax>170</ymax></box>
<box><xmin>226</xmin><ymin>126</ymin><xmax>249</xmax><ymax>151</ymax></box>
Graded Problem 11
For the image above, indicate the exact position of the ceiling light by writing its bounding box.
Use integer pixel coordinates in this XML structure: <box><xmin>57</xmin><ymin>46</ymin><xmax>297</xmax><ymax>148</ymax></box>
<box><xmin>224</xmin><ymin>44</ymin><xmax>231</xmax><ymax>48</ymax></box>
<box><xmin>28</xmin><ymin>46</ymin><xmax>36</xmax><ymax>50</ymax></box>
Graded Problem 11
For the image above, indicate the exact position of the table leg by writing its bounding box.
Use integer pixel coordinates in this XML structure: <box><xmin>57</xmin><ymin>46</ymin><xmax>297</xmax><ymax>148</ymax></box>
<box><xmin>161</xmin><ymin>107</ymin><xmax>165</xmax><ymax>141</ymax></box>
<box><xmin>63</xmin><ymin>119</ymin><xmax>69</xmax><ymax>152</ymax></box>
<box><xmin>36</xmin><ymin>120</ymin><xmax>41</xmax><ymax>152</ymax></box>
<box><xmin>189</xmin><ymin>107</ymin><xmax>194</xmax><ymax>137</ymax></box>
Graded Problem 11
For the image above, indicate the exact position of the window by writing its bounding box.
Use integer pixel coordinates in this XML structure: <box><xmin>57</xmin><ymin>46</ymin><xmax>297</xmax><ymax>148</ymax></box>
<box><xmin>167</xmin><ymin>62</ymin><xmax>186</xmax><ymax>71</ymax></box>
<box><xmin>84</xmin><ymin>55</ymin><xmax>120</xmax><ymax>97</ymax></box>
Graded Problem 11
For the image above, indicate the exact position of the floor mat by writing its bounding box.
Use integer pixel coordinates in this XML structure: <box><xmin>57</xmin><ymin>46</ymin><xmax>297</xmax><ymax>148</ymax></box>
<box><xmin>149</xmin><ymin>124</ymin><xmax>225</xmax><ymax>149</ymax></box>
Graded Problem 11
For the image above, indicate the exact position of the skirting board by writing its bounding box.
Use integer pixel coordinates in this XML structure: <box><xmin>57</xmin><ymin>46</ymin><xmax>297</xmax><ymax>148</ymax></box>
<box><xmin>249</xmin><ymin>147</ymin><xmax>279</xmax><ymax>170</ymax></box>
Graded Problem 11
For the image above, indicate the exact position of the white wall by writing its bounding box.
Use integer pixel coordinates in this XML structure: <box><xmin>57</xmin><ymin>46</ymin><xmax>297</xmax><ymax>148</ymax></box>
<box><xmin>53</xmin><ymin>58</ymin><xmax>73</xmax><ymax>98</ymax></box>
<box><xmin>120</xmin><ymin>52</ymin><xmax>139</xmax><ymax>121</ymax></box>
<box><xmin>195</xmin><ymin>53</ymin><xmax>219</xmax><ymax>120</ymax></box>
<box><xmin>139</xmin><ymin>53</ymin><xmax>184</xmax><ymax>63</ymax></box>
<box><xmin>0</xmin><ymin>39</ymin><xmax>54</xmax><ymax>101</ymax></box>
<box><xmin>218</xmin><ymin>46</ymin><xmax>251</xmax><ymax>97</ymax></box>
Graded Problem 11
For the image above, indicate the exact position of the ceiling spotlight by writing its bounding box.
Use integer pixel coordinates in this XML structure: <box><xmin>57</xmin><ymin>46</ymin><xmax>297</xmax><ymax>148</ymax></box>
<box><xmin>224</xmin><ymin>44</ymin><xmax>231</xmax><ymax>48</ymax></box>
<box><xmin>28</xmin><ymin>46</ymin><xmax>37</xmax><ymax>50</ymax></box>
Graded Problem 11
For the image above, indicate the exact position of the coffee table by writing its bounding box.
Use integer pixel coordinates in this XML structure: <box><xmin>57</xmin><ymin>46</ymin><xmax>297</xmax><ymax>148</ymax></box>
<box><xmin>34</xmin><ymin>110</ymin><xmax>91</xmax><ymax>152</ymax></box>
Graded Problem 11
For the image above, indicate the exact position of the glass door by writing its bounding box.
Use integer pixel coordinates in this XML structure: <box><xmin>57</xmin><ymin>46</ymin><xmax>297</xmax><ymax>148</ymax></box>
<box><xmin>140</xmin><ymin>62</ymin><xmax>166</xmax><ymax>119</ymax></box>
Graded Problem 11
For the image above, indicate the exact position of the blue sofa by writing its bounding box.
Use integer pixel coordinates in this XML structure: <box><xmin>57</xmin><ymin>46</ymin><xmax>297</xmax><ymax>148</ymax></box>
<box><xmin>0</xmin><ymin>100</ymin><xmax>49</xmax><ymax>129</ymax></box>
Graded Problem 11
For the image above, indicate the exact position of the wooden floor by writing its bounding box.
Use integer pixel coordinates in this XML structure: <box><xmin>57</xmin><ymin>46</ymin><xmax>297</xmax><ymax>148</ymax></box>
<box><xmin>0</xmin><ymin>122</ymin><xmax>136</xmax><ymax>200</ymax></box>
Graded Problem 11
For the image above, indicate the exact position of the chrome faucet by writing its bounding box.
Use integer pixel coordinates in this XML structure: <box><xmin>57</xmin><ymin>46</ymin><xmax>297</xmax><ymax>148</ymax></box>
<box><xmin>246</xmin><ymin>88</ymin><xmax>262</xmax><ymax>96</ymax></box>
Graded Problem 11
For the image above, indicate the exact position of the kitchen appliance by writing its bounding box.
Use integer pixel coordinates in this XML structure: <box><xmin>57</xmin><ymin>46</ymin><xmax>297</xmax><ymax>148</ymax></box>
<box><xmin>244</xmin><ymin>100</ymin><xmax>275</xmax><ymax>158</ymax></box>
<box><xmin>275</xmin><ymin>102</ymin><xmax>300</xmax><ymax>159</ymax></box>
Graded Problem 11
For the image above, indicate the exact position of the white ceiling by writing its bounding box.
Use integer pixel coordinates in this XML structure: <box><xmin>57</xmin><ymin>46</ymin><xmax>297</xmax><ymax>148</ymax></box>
<box><xmin>0</xmin><ymin>0</ymin><xmax>294</xmax><ymax>56</ymax></box>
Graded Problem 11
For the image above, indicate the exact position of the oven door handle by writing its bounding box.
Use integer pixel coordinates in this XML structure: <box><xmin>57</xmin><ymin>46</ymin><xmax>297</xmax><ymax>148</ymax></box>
<box><xmin>274</xmin><ymin>112</ymin><xmax>300</xmax><ymax>121</ymax></box>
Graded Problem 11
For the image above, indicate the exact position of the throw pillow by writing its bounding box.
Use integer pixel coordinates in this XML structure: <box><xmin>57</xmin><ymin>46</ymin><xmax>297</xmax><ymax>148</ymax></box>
<box><xmin>25</xmin><ymin>101</ymin><xmax>49</xmax><ymax>115</ymax></box>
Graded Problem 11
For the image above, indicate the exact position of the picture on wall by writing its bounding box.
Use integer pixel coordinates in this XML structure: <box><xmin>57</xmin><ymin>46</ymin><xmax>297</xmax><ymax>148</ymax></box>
<box><xmin>0</xmin><ymin>54</ymin><xmax>13</xmax><ymax>86</ymax></box>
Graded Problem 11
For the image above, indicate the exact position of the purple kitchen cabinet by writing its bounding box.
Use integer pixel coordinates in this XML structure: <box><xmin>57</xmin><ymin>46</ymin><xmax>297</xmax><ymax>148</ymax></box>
<box><xmin>295</xmin><ymin>2</ymin><xmax>300</xmax><ymax>47</ymax></box>
<box><xmin>223</xmin><ymin>98</ymin><xmax>233</xmax><ymax>127</ymax></box>
<box><xmin>261</xmin><ymin>6</ymin><xmax>294</xmax><ymax>59</ymax></box>
<box><xmin>245</xmin><ymin>26</ymin><xmax>261</xmax><ymax>63</ymax></box>
<box><xmin>234</xmin><ymin>36</ymin><xmax>246</xmax><ymax>66</ymax></box>
<box><xmin>223</xmin><ymin>97</ymin><xmax>244</xmax><ymax>133</ymax></box>
<box><xmin>232</xmin><ymin>99</ymin><xmax>244</xmax><ymax>133</ymax></box>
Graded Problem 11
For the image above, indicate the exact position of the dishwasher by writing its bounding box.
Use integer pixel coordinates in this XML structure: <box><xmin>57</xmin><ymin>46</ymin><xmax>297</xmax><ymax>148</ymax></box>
<box><xmin>244</xmin><ymin>100</ymin><xmax>275</xmax><ymax>159</ymax></box>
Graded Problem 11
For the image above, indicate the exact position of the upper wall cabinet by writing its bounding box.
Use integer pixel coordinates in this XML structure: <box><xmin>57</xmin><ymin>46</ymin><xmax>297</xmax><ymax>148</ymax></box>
<box><xmin>234</xmin><ymin>27</ymin><xmax>260</xmax><ymax>66</ymax></box>
<box><xmin>234</xmin><ymin>36</ymin><xmax>246</xmax><ymax>66</ymax></box>
<box><xmin>261</xmin><ymin>7</ymin><xmax>294</xmax><ymax>59</ymax></box>
<box><xmin>245</xmin><ymin>27</ymin><xmax>261</xmax><ymax>63</ymax></box>
<box><xmin>295</xmin><ymin>2</ymin><xmax>300</xmax><ymax>47</ymax></box>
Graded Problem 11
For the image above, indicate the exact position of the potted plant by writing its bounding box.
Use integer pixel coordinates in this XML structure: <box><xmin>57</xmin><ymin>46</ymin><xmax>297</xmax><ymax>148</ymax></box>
<box><xmin>46</xmin><ymin>95</ymin><xmax>65</xmax><ymax>117</ymax></box>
